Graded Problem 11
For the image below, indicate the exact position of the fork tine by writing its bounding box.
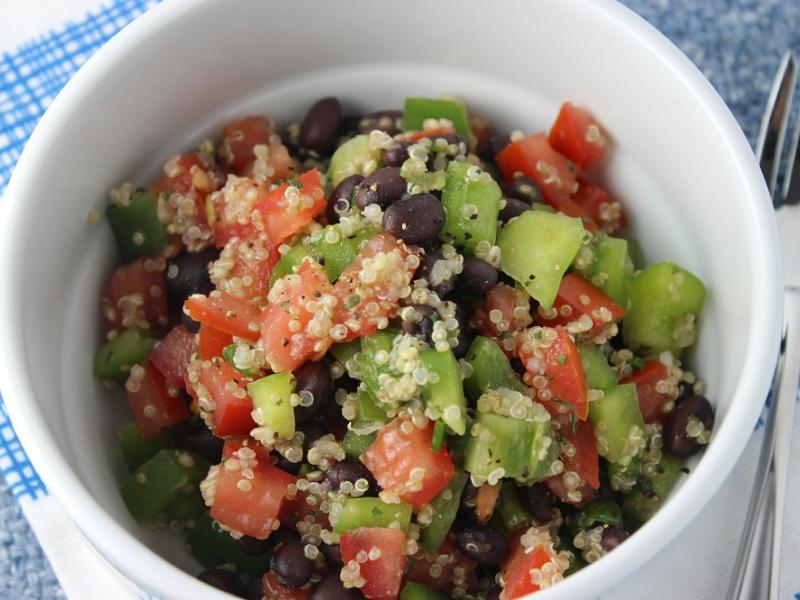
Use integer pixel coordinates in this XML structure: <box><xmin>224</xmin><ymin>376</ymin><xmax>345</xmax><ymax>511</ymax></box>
<box><xmin>755</xmin><ymin>50</ymin><xmax>797</xmax><ymax>201</ymax></box>
<box><xmin>782</xmin><ymin>101</ymin><xmax>800</xmax><ymax>204</ymax></box>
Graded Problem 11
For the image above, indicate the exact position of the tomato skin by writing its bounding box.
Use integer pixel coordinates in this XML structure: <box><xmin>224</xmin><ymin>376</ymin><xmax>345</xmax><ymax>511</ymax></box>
<box><xmin>196</xmin><ymin>360</ymin><xmax>255</xmax><ymax>437</ymax></box>
<box><xmin>149</xmin><ymin>325</ymin><xmax>197</xmax><ymax>388</ymax></box>
<box><xmin>549</xmin><ymin>102</ymin><xmax>607</xmax><ymax>172</ymax></box>
<box><xmin>517</xmin><ymin>326</ymin><xmax>588</xmax><ymax>420</ymax></box>
<box><xmin>501</xmin><ymin>538</ymin><xmax>557</xmax><ymax>599</ymax></box>
<box><xmin>254</xmin><ymin>169</ymin><xmax>326</xmax><ymax>247</ymax></box>
<box><xmin>184</xmin><ymin>291</ymin><xmax>262</xmax><ymax>343</ymax></box>
<box><xmin>331</xmin><ymin>233</ymin><xmax>420</xmax><ymax>342</ymax></box>
<box><xmin>210</xmin><ymin>176</ymin><xmax>268</xmax><ymax>247</ymax></box>
<box><xmin>219</xmin><ymin>116</ymin><xmax>273</xmax><ymax>173</ymax></box>
<box><xmin>126</xmin><ymin>360</ymin><xmax>189</xmax><ymax>437</ymax></box>
<box><xmin>259</xmin><ymin>260</ymin><xmax>333</xmax><ymax>373</ymax></box>
<box><xmin>571</xmin><ymin>178</ymin><xmax>626</xmax><ymax>234</ymax></box>
<box><xmin>107</xmin><ymin>258</ymin><xmax>169</xmax><ymax>333</ymax></box>
<box><xmin>475</xmin><ymin>283</ymin><xmax>533</xmax><ymax>343</ymax></box>
<box><xmin>536</xmin><ymin>273</ymin><xmax>624</xmax><ymax>336</ymax></box>
<box><xmin>211</xmin><ymin>236</ymin><xmax>280</xmax><ymax>301</ymax></box>
<box><xmin>561</xmin><ymin>419</ymin><xmax>600</xmax><ymax>489</ymax></box>
<box><xmin>495</xmin><ymin>133</ymin><xmax>597</xmax><ymax>231</ymax></box>
<box><xmin>621</xmin><ymin>360</ymin><xmax>675</xmax><ymax>424</ymax></box>
<box><xmin>340</xmin><ymin>527</ymin><xmax>407</xmax><ymax>600</ymax></box>
<box><xmin>261</xmin><ymin>572</ymin><xmax>310</xmax><ymax>600</ymax></box>
<box><xmin>361</xmin><ymin>418</ymin><xmax>455</xmax><ymax>509</ymax></box>
<box><xmin>210</xmin><ymin>458</ymin><xmax>295</xmax><ymax>540</ymax></box>
<box><xmin>197</xmin><ymin>324</ymin><xmax>233</xmax><ymax>360</ymax></box>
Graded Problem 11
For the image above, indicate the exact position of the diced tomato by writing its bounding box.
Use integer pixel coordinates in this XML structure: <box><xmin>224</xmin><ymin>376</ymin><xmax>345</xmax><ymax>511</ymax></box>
<box><xmin>261</xmin><ymin>572</ymin><xmax>310</xmax><ymax>600</ymax></box>
<box><xmin>279</xmin><ymin>490</ymin><xmax>331</xmax><ymax>532</ymax></box>
<box><xmin>340</xmin><ymin>528</ymin><xmax>407</xmax><ymax>600</ymax></box>
<box><xmin>212</xmin><ymin>236</ymin><xmax>280</xmax><ymax>301</ymax></box>
<box><xmin>152</xmin><ymin>153</ymin><xmax>218</xmax><ymax>241</ymax></box>
<box><xmin>259</xmin><ymin>260</ymin><xmax>333</xmax><ymax>373</ymax></box>
<box><xmin>495</xmin><ymin>134</ymin><xmax>597</xmax><ymax>230</ymax></box>
<box><xmin>254</xmin><ymin>169</ymin><xmax>326</xmax><ymax>247</ymax></box>
<box><xmin>536</xmin><ymin>273</ymin><xmax>624</xmax><ymax>337</ymax></box>
<box><xmin>221</xmin><ymin>437</ymin><xmax>272</xmax><ymax>462</ymax></box>
<box><xmin>561</xmin><ymin>419</ymin><xmax>600</xmax><ymax>489</ymax></box>
<box><xmin>361</xmin><ymin>418</ymin><xmax>455</xmax><ymax>509</ymax></box>
<box><xmin>549</xmin><ymin>102</ymin><xmax>607</xmax><ymax>172</ymax></box>
<box><xmin>332</xmin><ymin>233</ymin><xmax>420</xmax><ymax>342</ymax></box>
<box><xmin>149</xmin><ymin>325</ymin><xmax>197</xmax><ymax>389</ymax></box>
<box><xmin>501</xmin><ymin>534</ymin><xmax>563</xmax><ymax>599</ymax></box>
<box><xmin>196</xmin><ymin>360</ymin><xmax>255</xmax><ymax>437</ymax></box>
<box><xmin>126</xmin><ymin>360</ymin><xmax>189</xmax><ymax>437</ymax></box>
<box><xmin>218</xmin><ymin>116</ymin><xmax>294</xmax><ymax>182</ymax></box>
<box><xmin>210</xmin><ymin>458</ymin><xmax>295</xmax><ymax>539</ymax></box>
<box><xmin>405</xmin><ymin>537</ymin><xmax>479</xmax><ymax>595</ymax></box>
<box><xmin>474</xmin><ymin>283</ymin><xmax>533</xmax><ymax>343</ymax></box>
<box><xmin>210</xmin><ymin>176</ymin><xmax>269</xmax><ymax>247</ymax></box>
<box><xmin>106</xmin><ymin>258</ymin><xmax>169</xmax><ymax>332</ymax></box>
<box><xmin>621</xmin><ymin>360</ymin><xmax>677</xmax><ymax>424</ymax></box>
<box><xmin>571</xmin><ymin>178</ymin><xmax>626</xmax><ymax>234</ymax></box>
<box><xmin>198</xmin><ymin>325</ymin><xmax>233</xmax><ymax>360</ymax></box>
<box><xmin>184</xmin><ymin>291</ymin><xmax>262</xmax><ymax>343</ymax></box>
<box><xmin>517</xmin><ymin>326</ymin><xmax>588</xmax><ymax>420</ymax></box>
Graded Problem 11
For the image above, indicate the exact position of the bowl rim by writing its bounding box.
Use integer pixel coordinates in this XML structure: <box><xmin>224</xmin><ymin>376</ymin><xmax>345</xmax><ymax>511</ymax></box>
<box><xmin>0</xmin><ymin>0</ymin><xmax>783</xmax><ymax>598</ymax></box>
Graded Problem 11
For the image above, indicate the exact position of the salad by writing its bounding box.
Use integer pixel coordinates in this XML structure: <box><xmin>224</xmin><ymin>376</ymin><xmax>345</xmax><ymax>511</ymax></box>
<box><xmin>93</xmin><ymin>95</ymin><xmax>715</xmax><ymax>600</ymax></box>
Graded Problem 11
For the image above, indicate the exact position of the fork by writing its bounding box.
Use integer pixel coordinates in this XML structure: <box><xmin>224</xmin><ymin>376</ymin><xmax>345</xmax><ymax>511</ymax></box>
<box><xmin>727</xmin><ymin>50</ymin><xmax>800</xmax><ymax>600</ymax></box>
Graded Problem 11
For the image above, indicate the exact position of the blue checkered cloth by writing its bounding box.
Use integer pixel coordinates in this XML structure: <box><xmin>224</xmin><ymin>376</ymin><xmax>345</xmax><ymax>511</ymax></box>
<box><xmin>0</xmin><ymin>0</ymin><xmax>799</xmax><ymax>598</ymax></box>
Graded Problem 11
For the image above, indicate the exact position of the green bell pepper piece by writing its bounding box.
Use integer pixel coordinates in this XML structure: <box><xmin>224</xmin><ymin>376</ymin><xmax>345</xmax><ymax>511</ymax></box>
<box><xmin>307</xmin><ymin>223</ymin><xmax>377</xmax><ymax>282</ymax></box>
<box><xmin>622</xmin><ymin>453</ymin><xmax>685</xmax><ymax>524</ymax></box>
<box><xmin>188</xmin><ymin>512</ymin><xmax>272</xmax><ymax>575</ymax></box>
<box><xmin>588</xmin><ymin>383</ymin><xmax>646</xmax><ymax>465</ymax></box>
<box><xmin>431</xmin><ymin>420</ymin><xmax>447</xmax><ymax>452</ymax></box>
<box><xmin>591</xmin><ymin>235</ymin><xmax>633</xmax><ymax>307</ymax></box>
<box><xmin>328</xmin><ymin>134</ymin><xmax>382</xmax><ymax>186</ymax></box>
<box><xmin>333</xmin><ymin>498</ymin><xmax>413</xmax><ymax>533</ymax></box>
<box><xmin>105</xmin><ymin>189</ymin><xmax>167</xmax><ymax>263</ymax></box>
<box><xmin>119</xmin><ymin>422</ymin><xmax>172</xmax><ymax>472</ymax></box>
<box><xmin>400</xmin><ymin>582</ymin><xmax>449</xmax><ymax>600</ymax></box>
<box><xmin>579</xmin><ymin>344</ymin><xmax>617</xmax><ymax>391</ymax></box>
<box><xmin>360</xmin><ymin>329</ymin><xmax>396</xmax><ymax>400</ymax></box>
<box><xmin>623</xmin><ymin>262</ymin><xmax>706</xmax><ymax>354</ymax></box>
<box><xmin>354</xmin><ymin>389</ymin><xmax>389</xmax><ymax>426</ymax></box>
<box><xmin>574</xmin><ymin>499</ymin><xmax>623</xmax><ymax>532</ymax></box>
<box><xmin>343</xmin><ymin>430</ymin><xmax>377</xmax><ymax>459</ymax></box>
<box><xmin>119</xmin><ymin>449</ymin><xmax>209</xmax><ymax>522</ymax></box>
<box><xmin>420</xmin><ymin>469</ymin><xmax>468</xmax><ymax>555</ymax></box>
<box><xmin>167</xmin><ymin>489</ymin><xmax>207</xmax><ymax>522</ymax></box>
<box><xmin>420</xmin><ymin>348</ymin><xmax>467</xmax><ymax>435</ymax></box>
<box><xmin>248</xmin><ymin>372</ymin><xmax>296</xmax><ymax>439</ymax></box>
<box><xmin>403</xmin><ymin>97</ymin><xmax>475</xmax><ymax>147</ymax></box>
<box><xmin>497</xmin><ymin>210</ymin><xmax>586</xmax><ymax>310</ymax></box>
<box><xmin>222</xmin><ymin>344</ymin><xmax>260</xmax><ymax>378</ymax></box>
<box><xmin>607</xmin><ymin>457</ymin><xmax>641</xmax><ymax>493</ymax></box>
<box><xmin>496</xmin><ymin>481</ymin><xmax>532</xmax><ymax>532</ymax></box>
<box><xmin>93</xmin><ymin>327</ymin><xmax>156</xmax><ymax>384</ymax></box>
<box><xmin>269</xmin><ymin>244</ymin><xmax>312</xmax><ymax>288</ymax></box>
<box><xmin>439</xmin><ymin>161</ymin><xmax>501</xmax><ymax>255</ymax></box>
<box><xmin>464</xmin><ymin>336</ymin><xmax>527</xmax><ymax>401</ymax></box>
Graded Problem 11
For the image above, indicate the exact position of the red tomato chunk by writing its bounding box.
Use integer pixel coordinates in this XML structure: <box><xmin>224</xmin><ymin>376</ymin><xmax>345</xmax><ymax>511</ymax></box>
<box><xmin>194</xmin><ymin>360</ymin><xmax>255</xmax><ymax>437</ymax></box>
<box><xmin>548</xmin><ymin>102</ymin><xmax>607</xmax><ymax>172</ymax></box>
<box><xmin>126</xmin><ymin>360</ymin><xmax>188</xmax><ymax>438</ymax></box>
<box><xmin>621</xmin><ymin>360</ymin><xmax>679</xmax><ymax>424</ymax></box>
<box><xmin>106</xmin><ymin>258</ymin><xmax>168</xmax><ymax>333</ymax></box>
<box><xmin>184</xmin><ymin>291</ymin><xmax>262</xmax><ymax>343</ymax></box>
<box><xmin>537</xmin><ymin>273</ymin><xmax>624</xmax><ymax>337</ymax></box>
<box><xmin>149</xmin><ymin>325</ymin><xmax>197</xmax><ymax>389</ymax></box>
<box><xmin>340</xmin><ymin>527</ymin><xmax>407</xmax><ymax>600</ymax></box>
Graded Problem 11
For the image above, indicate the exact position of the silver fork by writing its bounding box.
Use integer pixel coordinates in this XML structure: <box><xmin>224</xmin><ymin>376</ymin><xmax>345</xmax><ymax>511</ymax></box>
<box><xmin>728</xmin><ymin>50</ymin><xmax>800</xmax><ymax>600</ymax></box>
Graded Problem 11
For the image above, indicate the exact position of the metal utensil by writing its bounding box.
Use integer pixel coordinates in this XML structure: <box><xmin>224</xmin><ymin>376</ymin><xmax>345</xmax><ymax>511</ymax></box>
<box><xmin>728</xmin><ymin>50</ymin><xmax>800</xmax><ymax>600</ymax></box>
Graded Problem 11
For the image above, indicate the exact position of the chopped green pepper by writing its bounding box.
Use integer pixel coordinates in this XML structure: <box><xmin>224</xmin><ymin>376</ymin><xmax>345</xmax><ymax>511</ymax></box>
<box><xmin>439</xmin><ymin>161</ymin><xmax>501</xmax><ymax>255</ymax></box>
<box><xmin>400</xmin><ymin>581</ymin><xmax>449</xmax><ymax>600</ymax></box>
<box><xmin>588</xmin><ymin>383</ymin><xmax>646</xmax><ymax>465</ymax></box>
<box><xmin>573</xmin><ymin>499</ymin><xmax>623</xmax><ymax>532</ymax></box>
<box><xmin>93</xmin><ymin>327</ymin><xmax>156</xmax><ymax>384</ymax></box>
<box><xmin>496</xmin><ymin>481</ymin><xmax>532</xmax><ymax>532</ymax></box>
<box><xmin>343</xmin><ymin>430</ymin><xmax>377</xmax><ymax>459</ymax></box>
<box><xmin>420</xmin><ymin>348</ymin><xmax>467</xmax><ymax>435</ymax></box>
<box><xmin>333</xmin><ymin>498</ymin><xmax>413</xmax><ymax>533</ymax></box>
<box><xmin>105</xmin><ymin>189</ymin><xmax>167</xmax><ymax>263</ymax></box>
<box><xmin>464</xmin><ymin>336</ymin><xmax>527</xmax><ymax>401</ymax></box>
<box><xmin>403</xmin><ymin>97</ymin><xmax>475</xmax><ymax>147</ymax></box>
<box><xmin>622</xmin><ymin>453</ymin><xmax>685</xmax><ymax>523</ymax></box>
<box><xmin>307</xmin><ymin>223</ymin><xmax>377</xmax><ymax>282</ymax></box>
<box><xmin>188</xmin><ymin>512</ymin><xmax>272</xmax><ymax>575</ymax></box>
<box><xmin>119</xmin><ymin>422</ymin><xmax>172</xmax><ymax>472</ymax></box>
<box><xmin>222</xmin><ymin>344</ymin><xmax>260</xmax><ymax>378</ymax></box>
<box><xmin>269</xmin><ymin>244</ymin><xmax>312</xmax><ymax>287</ymax></box>
<box><xmin>328</xmin><ymin>134</ymin><xmax>382</xmax><ymax>186</ymax></box>
<box><xmin>579</xmin><ymin>344</ymin><xmax>617</xmax><ymax>391</ymax></box>
<box><xmin>247</xmin><ymin>372</ymin><xmax>296</xmax><ymax>439</ymax></box>
<box><xmin>420</xmin><ymin>469</ymin><xmax>468</xmax><ymax>554</ymax></box>
<box><xmin>591</xmin><ymin>235</ymin><xmax>633</xmax><ymax>307</ymax></box>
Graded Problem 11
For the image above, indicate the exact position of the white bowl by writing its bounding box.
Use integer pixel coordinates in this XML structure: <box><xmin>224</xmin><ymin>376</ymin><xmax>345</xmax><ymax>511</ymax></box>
<box><xmin>0</xmin><ymin>0</ymin><xmax>782</xmax><ymax>598</ymax></box>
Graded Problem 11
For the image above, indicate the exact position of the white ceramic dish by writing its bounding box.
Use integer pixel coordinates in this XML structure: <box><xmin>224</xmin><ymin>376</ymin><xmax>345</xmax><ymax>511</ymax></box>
<box><xmin>0</xmin><ymin>0</ymin><xmax>782</xmax><ymax>598</ymax></box>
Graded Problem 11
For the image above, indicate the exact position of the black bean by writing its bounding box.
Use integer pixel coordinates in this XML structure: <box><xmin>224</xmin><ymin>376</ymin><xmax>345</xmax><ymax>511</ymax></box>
<box><xmin>455</xmin><ymin>524</ymin><xmax>509</xmax><ymax>565</ymax></box>
<box><xmin>663</xmin><ymin>394</ymin><xmax>714</xmax><ymax>458</ymax></box>
<box><xmin>382</xmin><ymin>193</ymin><xmax>445</xmax><ymax>245</ymax></box>
<box><xmin>273</xmin><ymin>541</ymin><xmax>314</xmax><ymax>588</ymax></box>
<box><xmin>273</xmin><ymin>450</ymin><xmax>302</xmax><ymax>475</ymax></box>
<box><xmin>245</xmin><ymin>577</ymin><xmax>264</xmax><ymax>600</ymax></box>
<box><xmin>319</xmin><ymin>542</ymin><xmax>343</xmax><ymax>570</ymax></box>
<box><xmin>509</xmin><ymin>357</ymin><xmax>526</xmax><ymax>377</ymax></box>
<box><xmin>299</xmin><ymin>420</ymin><xmax>327</xmax><ymax>453</ymax></box>
<box><xmin>452</xmin><ymin>328</ymin><xmax>475</xmax><ymax>360</ymax></box>
<box><xmin>457</xmin><ymin>258</ymin><xmax>498</xmax><ymax>295</ymax></box>
<box><xmin>600</xmin><ymin>526</ymin><xmax>630</xmax><ymax>552</ymax></box>
<box><xmin>311</xmin><ymin>574</ymin><xmax>366</xmax><ymax>600</ymax></box>
<box><xmin>499</xmin><ymin>197</ymin><xmax>533</xmax><ymax>223</ymax></box>
<box><xmin>485</xmin><ymin>134</ymin><xmax>511</xmax><ymax>160</ymax></box>
<box><xmin>300</xmin><ymin>97</ymin><xmax>341</xmax><ymax>155</ymax></box>
<box><xmin>293</xmin><ymin>361</ymin><xmax>333</xmax><ymax>424</ymax></box>
<box><xmin>504</xmin><ymin>175</ymin><xmax>543</xmax><ymax>205</ymax></box>
<box><xmin>519</xmin><ymin>482</ymin><xmax>554</xmax><ymax>524</ymax></box>
<box><xmin>357</xmin><ymin>110</ymin><xmax>403</xmax><ymax>136</ymax></box>
<box><xmin>326</xmin><ymin>174</ymin><xmax>364</xmax><ymax>224</ymax></box>
<box><xmin>197</xmin><ymin>568</ymin><xmax>242</xmax><ymax>595</ymax></box>
<box><xmin>325</xmin><ymin>459</ymin><xmax>377</xmax><ymax>492</ymax></box>
<box><xmin>402</xmin><ymin>304</ymin><xmax>436</xmax><ymax>344</ymax></box>
<box><xmin>166</xmin><ymin>248</ymin><xmax>219</xmax><ymax>310</ymax></box>
<box><xmin>382</xmin><ymin>141</ymin><xmax>412</xmax><ymax>167</ymax></box>
<box><xmin>354</xmin><ymin>167</ymin><xmax>406</xmax><ymax>210</ymax></box>
<box><xmin>170</xmin><ymin>420</ymin><xmax>223</xmax><ymax>463</ymax></box>
<box><xmin>237</xmin><ymin>534</ymin><xmax>272</xmax><ymax>556</ymax></box>
<box><xmin>485</xmin><ymin>586</ymin><xmax>502</xmax><ymax>600</ymax></box>
<box><xmin>415</xmin><ymin>251</ymin><xmax>456</xmax><ymax>297</ymax></box>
